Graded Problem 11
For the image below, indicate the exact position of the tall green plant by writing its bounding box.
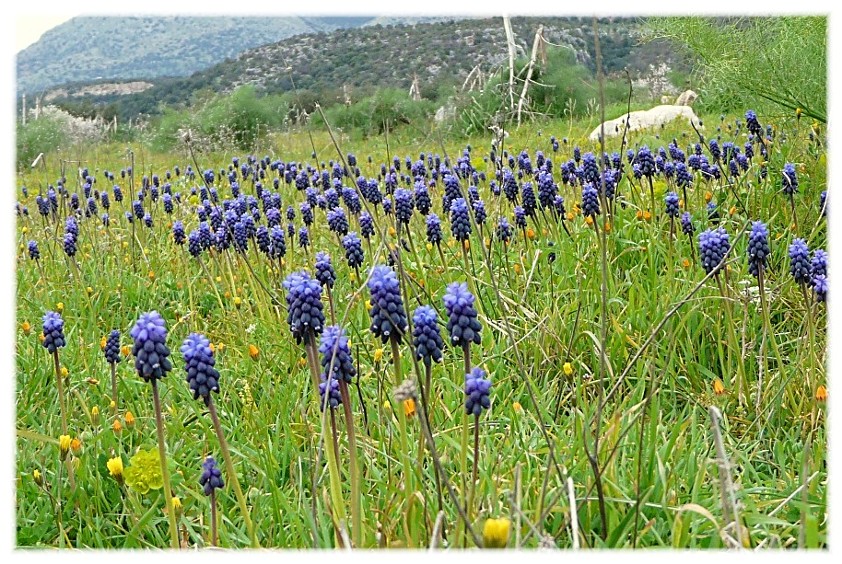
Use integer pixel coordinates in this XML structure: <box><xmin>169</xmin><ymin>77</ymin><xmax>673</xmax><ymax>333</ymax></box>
<box><xmin>647</xmin><ymin>17</ymin><xmax>826</xmax><ymax>122</ymax></box>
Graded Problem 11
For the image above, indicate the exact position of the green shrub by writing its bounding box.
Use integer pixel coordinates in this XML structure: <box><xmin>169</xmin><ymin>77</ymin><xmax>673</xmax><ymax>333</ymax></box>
<box><xmin>16</xmin><ymin>116</ymin><xmax>67</xmax><ymax>170</ymax></box>
<box><xmin>647</xmin><ymin>17</ymin><xmax>827</xmax><ymax>122</ymax></box>
<box><xmin>149</xmin><ymin>86</ymin><xmax>288</xmax><ymax>152</ymax></box>
<box><xmin>313</xmin><ymin>89</ymin><xmax>434</xmax><ymax>137</ymax></box>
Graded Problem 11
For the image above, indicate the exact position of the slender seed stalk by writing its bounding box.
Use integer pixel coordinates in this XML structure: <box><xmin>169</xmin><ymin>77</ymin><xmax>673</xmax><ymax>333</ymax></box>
<box><xmin>207</xmin><ymin>398</ymin><xmax>259</xmax><ymax>548</ymax></box>
<box><xmin>210</xmin><ymin>490</ymin><xmax>218</xmax><ymax>547</ymax></box>
<box><xmin>53</xmin><ymin>350</ymin><xmax>76</xmax><ymax>489</ymax></box>
<box><xmin>391</xmin><ymin>335</ymin><xmax>415</xmax><ymax>547</ymax></box>
<box><xmin>52</xmin><ymin>350</ymin><xmax>68</xmax><ymax>434</ymax></box>
<box><xmin>305</xmin><ymin>334</ymin><xmax>347</xmax><ymax>542</ymax></box>
<box><xmin>151</xmin><ymin>380</ymin><xmax>180</xmax><ymax>549</ymax></box>
<box><xmin>338</xmin><ymin>381</ymin><xmax>362</xmax><ymax>547</ymax></box>
<box><xmin>110</xmin><ymin>362</ymin><xmax>118</xmax><ymax>413</ymax></box>
<box><xmin>457</xmin><ymin>341</ymin><xmax>472</xmax><ymax>547</ymax></box>
<box><xmin>470</xmin><ymin>413</ymin><xmax>480</xmax><ymax>503</ymax></box>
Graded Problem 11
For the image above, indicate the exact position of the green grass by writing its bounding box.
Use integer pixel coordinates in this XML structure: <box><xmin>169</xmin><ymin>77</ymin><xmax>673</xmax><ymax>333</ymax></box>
<box><xmin>15</xmin><ymin>111</ymin><xmax>827</xmax><ymax>549</ymax></box>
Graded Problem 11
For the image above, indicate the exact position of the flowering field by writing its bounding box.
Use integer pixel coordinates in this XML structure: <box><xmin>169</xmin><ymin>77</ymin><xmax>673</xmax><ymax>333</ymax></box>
<box><xmin>15</xmin><ymin>111</ymin><xmax>827</xmax><ymax>549</ymax></box>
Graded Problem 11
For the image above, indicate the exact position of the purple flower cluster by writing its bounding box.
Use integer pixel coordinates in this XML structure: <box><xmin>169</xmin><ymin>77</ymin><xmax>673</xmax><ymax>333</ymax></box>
<box><xmin>42</xmin><ymin>311</ymin><xmax>66</xmax><ymax>353</ymax></box>
<box><xmin>130</xmin><ymin>311</ymin><xmax>173</xmax><ymax>382</ymax></box>
<box><xmin>283</xmin><ymin>271</ymin><xmax>325</xmax><ymax>345</ymax></box>
<box><xmin>465</xmin><ymin>367</ymin><xmax>491</xmax><ymax>416</ymax></box>
<box><xmin>367</xmin><ymin>265</ymin><xmax>408</xmax><ymax>343</ymax></box>
<box><xmin>412</xmin><ymin>306</ymin><xmax>445</xmax><ymax>365</ymax></box>
<box><xmin>747</xmin><ymin>221</ymin><xmax>770</xmax><ymax>277</ymax></box>
<box><xmin>319</xmin><ymin>325</ymin><xmax>356</xmax><ymax>384</ymax></box>
<box><xmin>181</xmin><ymin>333</ymin><xmax>221</xmax><ymax>405</ymax></box>
<box><xmin>699</xmin><ymin>227</ymin><xmax>730</xmax><ymax>275</ymax></box>
<box><xmin>200</xmin><ymin>456</ymin><xmax>224</xmax><ymax>496</ymax></box>
<box><xmin>105</xmin><ymin>329</ymin><xmax>121</xmax><ymax>364</ymax></box>
<box><xmin>443</xmin><ymin>282</ymin><xmax>482</xmax><ymax>346</ymax></box>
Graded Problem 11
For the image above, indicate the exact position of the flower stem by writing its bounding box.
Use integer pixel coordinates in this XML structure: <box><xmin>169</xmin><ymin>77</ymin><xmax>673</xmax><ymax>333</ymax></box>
<box><xmin>458</xmin><ymin>342</ymin><xmax>472</xmax><ymax>548</ymax></box>
<box><xmin>339</xmin><ymin>381</ymin><xmax>362</xmax><ymax>547</ymax></box>
<box><xmin>207</xmin><ymin>398</ymin><xmax>259</xmax><ymax>548</ymax></box>
<box><xmin>151</xmin><ymin>379</ymin><xmax>180</xmax><ymax>549</ymax></box>
<box><xmin>470</xmin><ymin>412</ymin><xmax>480</xmax><ymax>502</ymax></box>
<box><xmin>110</xmin><ymin>362</ymin><xmax>118</xmax><ymax>413</ymax></box>
<box><xmin>52</xmin><ymin>350</ymin><xmax>68</xmax><ymax>435</ymax></box>
<box><xmin>210</xmin><ymin>490</ymin><xmax>218</xmax><ymax>547</ymax></box>
<box><xmin>391</xmin><ymin>336</ymin><xmax>415</xmax><ymax>547</ymax></box>
<box><xmin>306</xmin><ymin>334</ymin><xmax>347</xmax><ymax>543</ymax></box>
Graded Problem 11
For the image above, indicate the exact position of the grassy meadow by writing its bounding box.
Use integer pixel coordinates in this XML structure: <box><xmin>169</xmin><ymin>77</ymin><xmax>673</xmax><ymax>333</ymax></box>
<box><xmin>14</xmin><ymin>109</ymin><xmax>827</xmax><ymax>549</ymax></box>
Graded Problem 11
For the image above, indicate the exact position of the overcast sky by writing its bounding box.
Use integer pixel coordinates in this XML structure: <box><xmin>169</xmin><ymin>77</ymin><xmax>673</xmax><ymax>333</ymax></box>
<box><xmin>16</xmin><ymin>16</ymin><xmax>75</xmax><ymax>52</ymax></box>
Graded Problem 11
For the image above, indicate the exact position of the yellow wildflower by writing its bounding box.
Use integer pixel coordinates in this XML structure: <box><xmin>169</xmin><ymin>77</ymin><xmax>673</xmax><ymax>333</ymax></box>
<box><xmin>713</xmin><ymin>379</ymin><xmax>726</xmax><ymax>396</ymax></box>
<box><xmin>563</xmin><ymin>362</ymin><xmax>573</xmax><ymax>376</ymax></box>
<box><xmin>483</xmin><ymin>518</ymin><xmax>511</xmax><ymax>548</ymax></box>
<box><xmin>125</xmin><ymin>411</ymin><xmax>135</xmax><ymax>428</ymax></box>
<box><xmin>816</xmin><ymin>385</ymin><xmax>827</xmax><ymax>402</ymax></box>
<box><xmin>403</xmin><ymin>398</ymin><xmax>416</xmax><ymax>418</ymax></box>
<box><xmin>249</xmin><ymin>344</ymin><xmax>259</xmax><ymax>360</ymax></box>
<box><xmin>59</xmin><ymin>435</ymin><xmax>71</xmax><ymax>460</ymax></box>
<box><xmin>22</xmin><ymin>321</ymin><xmax>31</xmax><ymax>335</ymax></box>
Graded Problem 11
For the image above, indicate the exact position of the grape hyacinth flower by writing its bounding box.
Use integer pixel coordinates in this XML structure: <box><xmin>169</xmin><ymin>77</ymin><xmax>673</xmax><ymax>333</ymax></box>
<box><xmin>28</xmin><ymin>240</ymin><xmax>39</xmax><ymax>261</ymax></box>
<box><xmin>319</xmin><ymin>325</ymin><xmax>356</xmax><ymax>385</ymax></box>
<box><xmin>359</xmin><ymin>211</ymin><xmax>375</xmax><ymax>240</ymax></box>
<box><xmin>269</xmin><ymin>226</ymin><xmax>286</xmax><ymax>260</ymax></box>
<box><xmin>412</xmin><ymin>306</ymin><xmax>444</xmax><ymax>367</ymax></box>
<box><xmin>315</xmin><ymin>251</ymin><xmax>337</xmax><ymax>322</ymax></box>
<box><xmin>789</xmin><ymin>238</ymin><xmax>811</xmax><ymax>285</ymax></box>
<box><xmin>283</xmin><ymin>271</ymin><xmax>325</xmax><ymax>346</ymax></box>
<box><xmin>327</xmin><ymin>207</ymin><xmax>349</xmax><ymax>236</ymax></box>
<box><xmin>414</xmin><ymin>182</ymin><xmax>432</xmax><ymax>216</ymax></box>
<box><xmin>181</xmin><ymin>333</ymin><xmax>220</xmax><ymax>405</ymax></box>
<box><xmin>105</xmin><ymin>329</ymin><xmax>122</xmax><ymax>408</ymax></box>
<box><xmin>130</xmin><ymin>311</ymin><xmax>179</xmax><ymax>547</ymax></box>
<box><xmin>496</xmin><ymin>217</ymin><xmax>512</xmax><ymax>244</ymax></box>
<box><xmin>745</xmin><ymin>110</ymin><xmax>762</xmax><ymax>136</ymax></box>
<box><xmin>63</xmin><ymin>231</ymin><xmax>77</xmax><ymax>258</ymax></box>
<box><xmin>465</xmin><ymin>367</ymin><xmax>491</xmax><ymax>416</ymax></box>
<box><xmin>699</xmin><ymin>227</ymin><xmax>730</xmax><ymax>275</ymax></box>
<box><xmin>199</xmin><ymin>456</ymin><xmax>225</xmax><ymax>496</ymax></box>
<box><xmin>811</xmin><ymin>249</ymin><xmax>827</xmax><ymax>278</ymax></box>
<box><xmin>319</xmin><ymin>375</ymin><xmax>342</xmax><ymax>410</ymax></box>
<box><xmin>42</xmin><ymin>311</ymin><xmax>66</xmax><ymax>354</ymax></box>
<box><xmin>394</xmin><ymin>188</ymin><xmax>414</xmax><ymax>226</ymax></box>
<box><xmin>665</xmin><ymin>192</ymin><xmax>680</xmax><ymax>218</ymax></box>
<box><xmin>782</xmin><ymin>163</ymin><xmax>798</xmax><ymax>195</ymax></box>
<box><xmin>813</xmin><ymin>274</ymin><xmax>828</xmax><ymax>303</ymax></box>
<box><xmin>681</xmin><ymin>212</ymin><xmax>694</xmax><ymax>236</ymax></box>
<box><xmin>367</xmin><ymin>265</ymin><xmax>408</xmax><ymax>344</ymax></box>
<box><xmin>298</xmin><ymin>226</ymin><xmax>310</xmax><ymax>250</ymax></box>
<box><xmin>450</xmin><ymin>198</ymin><xmax>472</xmax><ymax>242</ymax></box>
<box><xmin>343</xmin><ymin>232</ymin><xmax>364</xmax><ymax>273</ymax></box>
<box><xmin>581</xmin><ymin>184</ymin><xmax>600</xmax><ymax>219</ymax></box>
<box><xmin>131</xmin><ymin>312</ymin><xmax>173</xmax><ymax>383</ymax></box>
<box><xmin>747</xmin><ymin>221</ymin><xmax>770</xmax><ymax>278</ymax></box>
<box><xmin>200</xmin><ymin>456</ymin><xmax>224</xmax><ymax>546</ymax></box>
<box><xmin>426</xmin><ymin>213</ymin><xmax>443</xmax><ymax>245</ymax></box>
<box><xmin>443</xmin><ymin>282</ymin><xmax>482</xmax><ymax>347</ymax></box>
<box><xmin>514</xmin><ymin>206</ymin><xmax>527</xmax><ymax>230</ymax></box>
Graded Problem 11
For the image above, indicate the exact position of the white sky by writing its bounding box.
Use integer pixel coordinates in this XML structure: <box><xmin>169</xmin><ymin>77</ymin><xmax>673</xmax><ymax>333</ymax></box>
<box><xmin>16</xmin><ymin>15</ymin><xmax>76</xmax><ymax>52</ymax></box>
